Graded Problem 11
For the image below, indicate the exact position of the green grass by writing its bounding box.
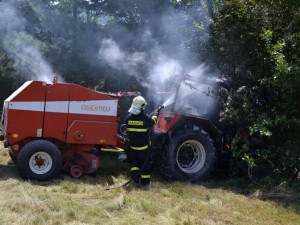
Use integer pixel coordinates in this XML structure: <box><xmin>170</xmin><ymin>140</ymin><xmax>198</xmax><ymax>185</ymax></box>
<box><xmin>0</xmin><ymin>146</ymin><xmax>299</xmax><ymax>225</ymax></box>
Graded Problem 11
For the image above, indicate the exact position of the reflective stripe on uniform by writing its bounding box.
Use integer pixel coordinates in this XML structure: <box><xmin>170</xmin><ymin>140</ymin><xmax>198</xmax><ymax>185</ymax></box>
<box><xmin>127</xmin><ymin>128</ymin><xmax>148</xmax><ymax>132</ymax></box>
<box><xmin>128</xmin><ymin>120</ymin><xmax>144</xmax><ymax>126</ymax></box>
<box><xmin>141</xmin><ymin>175</ymin><xmax>150</xmax><ymax>179</ymax></box>
<box><xmin>131</xmin><ymin>167</ymin><xmax>139</xmax><ymax>171</ymax></box>
<box><xmin>131</xmin><ymin>145</ymin><xmax>148</xmax><ymax>150</ymax></box>
<box><xmin>152</xmin><ymin>116</ymin><xmax>157</xmax><ymax>125</ymax></box>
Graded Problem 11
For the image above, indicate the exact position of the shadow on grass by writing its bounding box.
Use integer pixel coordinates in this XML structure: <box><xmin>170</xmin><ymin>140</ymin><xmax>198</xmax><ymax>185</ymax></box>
<box><xmin>0</xmin><ymin>151</ymin><xmax>131</xmax><ymax>188</ymax></box>
<box><xmin>197</xmin><ymin>175</ymin><xmax>300</xmax><ymax>214</ymax></box>
<box><xmin>0</xmin><ymin>161</ymin><xmax>20</xmax><ymax>180</ymax></box>
<box><xmin>42</xmin><ymin>152</ymin><xmax>131</xmax><ymax>188</ymax></box>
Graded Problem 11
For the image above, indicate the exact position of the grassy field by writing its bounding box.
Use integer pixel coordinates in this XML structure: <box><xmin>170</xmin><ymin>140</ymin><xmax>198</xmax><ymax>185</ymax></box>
<box><xmin>0</xmin><ymin>146</ymin><xmax>299</xmax><ymax>225</ymax></box>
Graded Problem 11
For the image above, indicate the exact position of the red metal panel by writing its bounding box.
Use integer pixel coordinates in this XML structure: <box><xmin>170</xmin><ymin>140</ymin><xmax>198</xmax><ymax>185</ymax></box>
<box><xmin>153</xmin><ymin>112</ymin><xmax>181</xmax><ymax>133</ymax></box>
<box><xmin>6</xmin><ymin>110</ymin><xmax>44</xmax><ymax>145</ymax></box>
<box><xmin>68</xmin><ymin>84</ymin><xmax>115</xmax><ymax>101</ymax></box>
<box><xmin>6</xmin><ymin>109</ymin><xmax>44</xmax><ymax>145</ymax></box>
<box><xmin>4</xmin><ymin>80</ymin><xmax>120</xmax><ymax>148</ymax></box>
<box><xmin>67</xmin><ymin>83</ymin><xmax>118</xmax><ymax>130</ymax></box>
<box><xmin>68</xmin><ymin>114</ymin><xmax>117</xmax><ymax>123</ymax></box>
<box><xmin>6</xmin><ymin>81</ymin><xmax>47</xmax><ymax>102</ymax></box>
<box><xmin>67</xmin><ymin>120</ymin><xmax>118</xmax><ymax>145</ymax></box>
<box><xmin>43</xmin><ymin>83</ymin><xmax>69</xmax><ymax>142</ymax></box>
<box><xmin>4</xmin><ymin>81</ymin><xmax>46</xmax><ymax>145</ymax></box>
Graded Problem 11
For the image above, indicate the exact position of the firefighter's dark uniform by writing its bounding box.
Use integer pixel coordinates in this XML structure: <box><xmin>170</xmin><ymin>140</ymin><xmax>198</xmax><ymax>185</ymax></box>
<box><xmin>126</xmin><ymin>112</ymin><xmax>157</xmax><ymax>185</ymax></box>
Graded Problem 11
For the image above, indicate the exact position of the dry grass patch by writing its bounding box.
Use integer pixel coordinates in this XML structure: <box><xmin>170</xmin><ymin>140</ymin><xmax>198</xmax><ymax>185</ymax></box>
<box><xmin>0</xmin><ymin>146</ymin><xmax>299</xmax><ymax>224</ymax></box>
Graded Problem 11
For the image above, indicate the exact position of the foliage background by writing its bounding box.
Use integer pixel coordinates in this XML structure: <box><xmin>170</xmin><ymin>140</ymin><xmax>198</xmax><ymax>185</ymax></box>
<box><xmin>0</xmin><ymin>0</ymin><xmax>299</xmax><ymax>182</ymax></box>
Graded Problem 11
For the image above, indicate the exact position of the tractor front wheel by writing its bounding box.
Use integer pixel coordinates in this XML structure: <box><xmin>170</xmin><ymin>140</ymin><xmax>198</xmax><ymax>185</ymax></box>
<box><xmin>160</xmin><ymin>129</ymin><xmax>216</xmax><ymax>182</ymax></box>
<box><xmin>16</xmin><ymin>140</ymin><xmax>62</xmax><ymax>181</ymax></box>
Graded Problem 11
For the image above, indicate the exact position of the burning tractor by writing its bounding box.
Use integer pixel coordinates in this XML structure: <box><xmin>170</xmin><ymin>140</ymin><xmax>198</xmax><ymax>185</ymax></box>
<box><xmin>0</xmin><ymin>76</ymin><xmax>232</xmax><ymax>182</ymax></box>
<box><xmin>123</xmin><ymin>74</ymin><xmax>233</xmax><ymax>182</ymax></box>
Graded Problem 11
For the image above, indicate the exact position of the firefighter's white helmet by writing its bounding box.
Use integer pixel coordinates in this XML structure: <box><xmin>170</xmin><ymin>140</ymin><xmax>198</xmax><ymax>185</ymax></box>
<box><xmin>128</xmin><ymin>96</ymin><xmax>147</xmax><ymax>115</ymax></box>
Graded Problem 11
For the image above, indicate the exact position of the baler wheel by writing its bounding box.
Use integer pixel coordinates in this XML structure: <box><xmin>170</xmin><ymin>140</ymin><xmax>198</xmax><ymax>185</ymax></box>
<box><xmin>70</xmin><ymin>165</ymin><xmax>83</xmax><ymax>178</ymax></box>
<box><xmin>9</xmin><ymin>151</ymin><xmax>16</xmax><ymax>164</ymax></box>
<box><xmin>159</xmin><ymin>128</ymin><xmax>215</xmax><ymax>182</ymax></box>
<box><xmin>16</xmin><ymin>140</ymin><xmax>62</xmax><ymax>181</ymax></box>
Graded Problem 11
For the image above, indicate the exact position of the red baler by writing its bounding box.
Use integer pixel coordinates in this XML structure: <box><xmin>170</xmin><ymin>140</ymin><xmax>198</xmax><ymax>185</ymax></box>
<box><xmin>1</xmin><ymin>78</ymin><xmax>123</xmax><ymax>180</ymax></box>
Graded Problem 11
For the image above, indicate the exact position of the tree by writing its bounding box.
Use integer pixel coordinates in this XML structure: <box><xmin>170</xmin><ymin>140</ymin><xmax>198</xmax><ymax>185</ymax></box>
<box><xmin>205</xmin><ymin>0</ymin><xmax>300</xmax><ymax>178</ymax></box>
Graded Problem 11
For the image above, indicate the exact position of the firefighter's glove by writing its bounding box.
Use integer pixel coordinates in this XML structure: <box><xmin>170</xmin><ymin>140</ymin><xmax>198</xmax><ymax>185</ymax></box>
<box><xmin>152</xmin><ymin>115</ymin><xmax>158</xmax><ymax>126</ymax></box>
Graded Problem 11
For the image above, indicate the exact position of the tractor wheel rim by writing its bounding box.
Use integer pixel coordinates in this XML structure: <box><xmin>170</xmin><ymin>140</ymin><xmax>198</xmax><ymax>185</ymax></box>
<box><xmin>176</xmin><ymin>140</ymin><xmax>206</xmax><ymax>174</ymax></box>
<box><xmin>29</xmin><ymin>152</ymin><xmax>53</xmax><ymax>174</ymax></box>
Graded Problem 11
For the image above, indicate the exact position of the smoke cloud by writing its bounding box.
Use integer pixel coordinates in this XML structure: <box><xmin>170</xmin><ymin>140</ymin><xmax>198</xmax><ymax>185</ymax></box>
<box><xmin>0</xmin><ymin>2</ymin><xmax>63</xmax><ymax>83</ymax></box>
<box><xmin>98</xmin><ymin>38</ymin><xmax>146</xmax><ymax>82</ymax></box>
<box><xmin>97</xmin><ymin>4</ymin><xmax>219</xmax><ymax>118</ymax></box>
<box><xmin>0</xmin><ymin>1</ymin><xmax>219</xmax><ymax>118</ymax></box>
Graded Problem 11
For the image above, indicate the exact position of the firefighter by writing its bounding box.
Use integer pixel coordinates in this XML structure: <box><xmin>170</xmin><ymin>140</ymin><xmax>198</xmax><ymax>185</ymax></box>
<box><xmin>126</xmin><ymin>96</ymin><xmax>157</xmax><ymax>186</ymax></box>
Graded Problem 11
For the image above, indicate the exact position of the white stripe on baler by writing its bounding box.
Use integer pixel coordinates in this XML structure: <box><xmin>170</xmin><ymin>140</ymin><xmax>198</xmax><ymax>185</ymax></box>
<box><xmin>69</xmin><ymin>100</ymin><xmax>118</xmax><ymax>116</ymax></box>
<box><xmin>45</xmin><ymin>101</ymin><xmax>69</xmax><ymax>113</ymax></box>
<box><xmin>5</xmin><ymin>81</ymin><xmax>32</xmax><ymax>102</ymax></box>
<box><xmin>9</xmin><ymin>101</ymin><xmax>45</xmax><ymax>112</ymax></box>
<box><xmin>7</xmin><ymin>100</ymin><xmax>118</xmax><ymax>116</ymax></box>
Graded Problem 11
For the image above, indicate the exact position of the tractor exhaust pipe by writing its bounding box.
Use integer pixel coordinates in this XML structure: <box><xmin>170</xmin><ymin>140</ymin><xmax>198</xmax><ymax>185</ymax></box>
<box><xmin>53</xmin><ymin>76</ymin><xmax>58</xmax><ymax>84</ymax></box>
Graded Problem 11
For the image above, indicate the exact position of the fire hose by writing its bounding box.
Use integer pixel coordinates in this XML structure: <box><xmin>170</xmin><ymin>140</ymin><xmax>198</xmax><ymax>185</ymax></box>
<box><xmin>104</xmin><ymin>104</ymin><xmax>164</xmax><ymax>191</ymax></box>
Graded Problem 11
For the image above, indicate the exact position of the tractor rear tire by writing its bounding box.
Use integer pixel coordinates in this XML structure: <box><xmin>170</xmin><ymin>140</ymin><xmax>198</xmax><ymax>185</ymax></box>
<box><xmin>159</xmin><ymin>129</ymin><xmax>216</xmax><ymax>182</ymax></box>
<box><xmin>16</xmin><ymin>140</ymin><xmax>62</xmax><ymax>181</ymax></box>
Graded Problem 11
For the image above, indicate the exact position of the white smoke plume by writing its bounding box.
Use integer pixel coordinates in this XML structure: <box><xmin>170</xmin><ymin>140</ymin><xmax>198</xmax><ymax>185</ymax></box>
<box><xmin>98</xmin><ymin>39</ymin><xmax>125</xmax><ymax>63</ymax></box>
<box><xmin>98</xmin><ymin>38</ymin><xmax>147</xmax><ymax>85</ymax></box>
<box><xmin>98</xmin><ymin>38</ymin><xmax>189</xmax><ymax>99</ymax></box>
<box><xmin>97</xmin><ymin>4</ymin><xmax>219</xmax><ymax>118</ymax></box>
<box><xmin>0</xmin><ymin>2</ymin><xmax>63</xmax><ymax>83</ymax></box>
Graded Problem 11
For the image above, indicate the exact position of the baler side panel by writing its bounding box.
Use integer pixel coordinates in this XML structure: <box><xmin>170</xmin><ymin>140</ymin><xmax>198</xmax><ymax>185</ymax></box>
<box><xmin>68</xmin><ymin>84</ymin><xmax>116</xmax><ymax>101</ymax></box>
<box><xmin>6</xmin><ymin>110</ymin><xmax>44</xmax><ymax>145</ymax></box>
<box><xmin>5</xmin><ymin>81</ymin><xmax>47</xmax><ymax>102</ymax></box>
<box><xmin>67</xmin><ymin>120</ymin><xmax>118</xmax><ymax>145</ymax></box>
<box><xmin>4</xmin><ymin>81</ymin><xmax>47</xmax><ymax>145</ymax></box>
<box><xmin>43</xmin><ymin>83</ymin><xmax>70</xmax><ymax>142</ymax></box>
<box><xmin>67</xmin><ymin>84</ymin><xmax>118</xmax><ymax>125</ymax></box>
<box><xmin>66</xmin><ymin>84</ymin><xmax>119</xmax><ymax>146</ymax></box>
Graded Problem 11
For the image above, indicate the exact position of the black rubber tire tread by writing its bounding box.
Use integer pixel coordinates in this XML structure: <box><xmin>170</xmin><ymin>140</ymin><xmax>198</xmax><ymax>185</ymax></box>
<box><xmin>9</xmin><ymin>150</ymin><xmax>17</xmax><ymax>164</ymax></box>
<box><xmin>16</xmin><ymin>140</ymin><xmax>62</xmax><ymax>181</ymax></box>
<box><xmin>159</xmin><ymin>128</ymin><xmax>216</xmax><ymax>182</ymax></box>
